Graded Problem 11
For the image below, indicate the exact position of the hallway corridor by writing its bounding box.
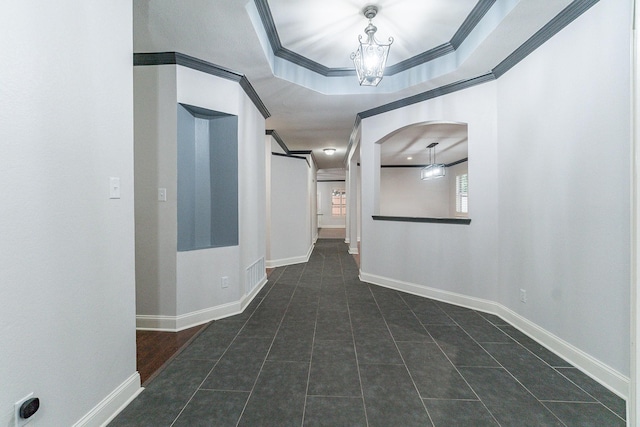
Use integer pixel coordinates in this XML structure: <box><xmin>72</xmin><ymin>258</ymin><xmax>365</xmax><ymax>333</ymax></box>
<box><xmin>110</xmin><ymin>240</ymin><xmax>625</xmax><ymax>426</ymax></box>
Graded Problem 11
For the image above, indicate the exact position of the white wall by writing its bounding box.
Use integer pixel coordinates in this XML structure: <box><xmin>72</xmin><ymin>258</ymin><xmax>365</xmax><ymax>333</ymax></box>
<box><xmin>134</xmin><ymin>65</ymin><xmax>178</xmax><ymax>317</ymax></box>
<box><xmin>266</xmin><ymin>136</ymin><xmax>274</xmax><ymax>262</ymax></box>
<box><xmin>0</xmin><ymin>2</ymin><xmax>139</xmax><ymax>426</ymax></box>
<box><xmin>317</xmin><ymin>181</ymin><xmax>347</xmax><ymax>228</ymax></box>
<box><xmin>379</xmin><ymin>168</ymin><xmax>450</xmax><ymax>217</ymax></box>
<box><xmin>360</xmin><ymin>81</ymin><xmax>500</xmax><ymax>301</ymax></box>
<box><xmin>134</xmin><ymin>64</ymin><xmax>267</xmax><ymax>330</ymax></box>
<box><xmin>357</xmin><ymin>0</ymin><xmax>631</xmax><ymax>396</ymax></box>
<box><xmin>309</xmin><ymin>159</ymin><xmax>319</xmax><ymax>241</ymax></box>
<box><xmin>268</xmin><ymin>155</ymin><xmax>313</xmax><ymax>266</ymax></box>
<box><xmin>177</xmin><ymin>65</ymin><xmax>266</xmax><ymax>313</ymax></box>
<box><xmin>237</xmin><ymin>81</ymin><xmax>268</xmax><ymax>299</ymax></box>
<box><xmin>496</xmin><ymin>0</ymin><xmax>631</xmax><ymax>377</ymax></box>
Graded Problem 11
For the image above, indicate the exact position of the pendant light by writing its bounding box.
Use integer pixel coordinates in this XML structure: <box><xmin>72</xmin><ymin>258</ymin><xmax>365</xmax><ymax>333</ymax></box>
<box><xmin>350</xmin><ymin>5</ymin><xmax>393</xmax><ymax>87</ymax></box>
<box><xmin>421</xmin><ymin>142</ymin><xmax>446</xmax><ymax>180</ymax></box>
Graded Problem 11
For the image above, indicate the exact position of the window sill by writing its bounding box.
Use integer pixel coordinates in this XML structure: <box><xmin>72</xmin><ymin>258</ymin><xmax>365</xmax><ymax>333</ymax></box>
<box><xmin>372</xmin><ymin>215</ymin><xmax>471</xmax><ymax>225</ymax></box>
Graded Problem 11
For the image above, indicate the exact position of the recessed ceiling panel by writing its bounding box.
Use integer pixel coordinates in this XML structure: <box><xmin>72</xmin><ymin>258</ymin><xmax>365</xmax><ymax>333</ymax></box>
<box><xmin>268</xmin><ymin>0</ymin><xmax>479</xmax><ymax>69</ymax></box>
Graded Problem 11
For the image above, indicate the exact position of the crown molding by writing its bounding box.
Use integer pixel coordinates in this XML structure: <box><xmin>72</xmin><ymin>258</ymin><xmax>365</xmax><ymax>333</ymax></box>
<box><xmin>355</xmin><ymin>0</ymin><xmax>600</xmax><ymax>121</ymax></box>
<box><xmin>381</xmin><ymin>158</ymin><xmax>468</xmax><ymax>168</ymax></box>
<box><xmin>387</xmin><ymin>0</ymin><xmax>496</xmax><ymax>75</ymax></box>
<box><xmin>267</xmin><ymin>130</ymin><xmax>315</xmax><ymax>167</ymax></box>
<box><xmin>266</xmin><ymin>129</ymin><xmax>288</xmax><ymax>153</ymax></box>
<box><xmin>492</xmin><ymin>0</ymin><xmax>600</xmax><ymax>78</ymax></box>
<box><xmin>344</xmin><ymin>0</ymin><xmax>600</xmax><ymax>164</ymax></box>
<box><xmin>133</xmin><ymin>52</ymin><xmax>270</xmax><ymax>119</ymax></box>
<box><xmin>359</xmin><ymin>72</ymin><xmax>497</xmax><ymax>119</ymax></box>
<box><xmin>253</xmin><ymin>0</ymin><xmax>494</xmax><ymax>77</ymax></box>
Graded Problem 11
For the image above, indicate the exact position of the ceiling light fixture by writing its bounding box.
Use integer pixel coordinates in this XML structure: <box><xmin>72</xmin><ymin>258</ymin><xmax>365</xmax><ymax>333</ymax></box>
<box><xmin>350</xmin><ymin>5</ymin><xmax>393</xmax><ymax>87</ymax></box>
<box><xmin>421</xmin><ymin>142</ymin><xmax>446</xmax><ymax>180</ymax></box>
<box><xmin>323</xmin><ymin>148</ymin><xmax>336</xmax><ymax>155</ymax></box>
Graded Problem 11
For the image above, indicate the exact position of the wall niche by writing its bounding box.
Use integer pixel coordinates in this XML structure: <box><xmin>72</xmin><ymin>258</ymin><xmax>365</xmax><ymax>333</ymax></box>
<box><xmin>177</xmin><ymin>103</ymin><xmax>238</xmax><ymax>251</ymax></box>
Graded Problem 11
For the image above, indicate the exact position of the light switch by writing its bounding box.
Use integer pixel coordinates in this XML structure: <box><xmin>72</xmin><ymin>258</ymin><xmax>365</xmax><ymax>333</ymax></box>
<box><xmin>158</xmin><ymin>188</ymin><xmax>167</xmax><ymax>202</ymax></box>
<box><xmin>109</xmin><ymin>177</ymin><xmax>121</xmax><ymax>199</ymax></box>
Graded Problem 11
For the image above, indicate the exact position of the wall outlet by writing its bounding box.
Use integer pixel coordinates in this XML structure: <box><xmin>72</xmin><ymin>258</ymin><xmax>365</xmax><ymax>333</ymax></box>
<box><xmin>221</xmin><ymin>276</ymin><xmax>229</xmax><ymax>288</ymax></box>
<box><xmin>15</xmin><ymin>393</ymin><xmax>34</xmax><ymax>427</ymax></box>
<box><xmin>520</xmin><ymin>289</ymin><xmax>527</xmax><ymax>303</ymax></box>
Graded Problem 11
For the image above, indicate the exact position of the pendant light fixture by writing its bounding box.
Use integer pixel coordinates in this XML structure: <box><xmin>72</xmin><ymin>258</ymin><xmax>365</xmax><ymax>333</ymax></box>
<box><xmin>350</xmin><ymin>5</ymin><xmax>393</xmax><ymax>87</ymax></box>
<box><xmin>421</xmin><ymin>142</ymin><xmax>446</xmax><ymax>180</ymax></box>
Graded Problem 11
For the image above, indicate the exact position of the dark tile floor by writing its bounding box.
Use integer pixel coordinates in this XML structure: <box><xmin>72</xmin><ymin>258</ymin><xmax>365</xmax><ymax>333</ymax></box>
<box><xmin>110</xmin><ymin>239</ymin><xmax>626</xmax><ymax>427</ymax></box>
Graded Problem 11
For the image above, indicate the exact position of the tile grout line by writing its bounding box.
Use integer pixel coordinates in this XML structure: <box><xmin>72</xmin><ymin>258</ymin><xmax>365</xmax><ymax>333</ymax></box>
<box><xmin>342</xmin><ymin>245</ymin><xmax>371</xmax><ymax>427</ymax></box>
<box><xmin>551</xmin><ymin>369</ymin><xmax>627</xmax><ymax>421</ymax></box>
<box><xmin>116</xmin><ymin>241</ymin><xmax>625</xmax><ymax>427</ymax></box>
<box><xmin>233</xmin><ymin>264</ymin><xmax>301</xmax><ymax>427</ymax></box>
<box><xmin>115</xmin><ymin>242</ymin><xmax>626</xmax><ymax>426</ymax></box>
<box><xmin>167</xmin><ymin>280</ymin><xmax>278</xmax><ymax>427</ymax></box>
<box><xmin>300</xmin><ymin>251</ymin><xmax>323</xmax><ymax>427</ymax></box>
<box><xmin>370</xmin><ymin>289</ymin><xmax>436</xmax><ymax>427</ymax></box>
<box><xmin>396</xmin><ymin>294</ymin><xmax>502</xmax><ymax>427</ymax></box>
<box><xmin>437</xmin><ymin>305</ymin><xmax>570</xmax><ymax>426</ymax></box>
<box><xmin>449</xmin><ymin>309</ymin><xmax>617</xmax><ymax>420</ymax></box>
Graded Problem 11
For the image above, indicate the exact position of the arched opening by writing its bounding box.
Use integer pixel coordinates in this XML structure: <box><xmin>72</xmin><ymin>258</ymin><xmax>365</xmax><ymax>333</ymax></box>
<box><xmin>376</xmin><ymin>121</ymin><xmax>468</xmax><ymax>219</ymax></box>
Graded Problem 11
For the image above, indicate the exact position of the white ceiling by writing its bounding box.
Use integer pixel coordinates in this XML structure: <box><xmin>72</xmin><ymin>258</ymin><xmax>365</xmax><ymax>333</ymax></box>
<box><xmin>379</xmin><ymin>122</ymin><xmax>467</xmax><ymax>166</ymax></box>
<box><xmin>133</xmin><ymin>0</ymin><xmax>574</xmax><ymax>169</ymax></box>
<box><xmin>268</xmin><ymin>0</ymin><xmax>478</xmax><ymax>68</ymax></box>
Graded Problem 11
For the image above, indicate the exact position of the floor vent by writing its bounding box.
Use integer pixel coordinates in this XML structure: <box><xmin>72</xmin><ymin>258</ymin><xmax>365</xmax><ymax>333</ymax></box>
<box><xmin>246</xmin><ymin>257</ymin><xmax>265</xmax><ymax>292</ymax></box>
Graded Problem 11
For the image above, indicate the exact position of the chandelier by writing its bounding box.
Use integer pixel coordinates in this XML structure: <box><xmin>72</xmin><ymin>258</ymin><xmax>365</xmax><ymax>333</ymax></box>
<box><xmin>421</xmin><ymin>143</ymin><xmax>446</xmax><ymax>180</ymax></box>
<box><xmin>350</xmin><ymin>6</ymin><xmax>393</xmax><ymax>87</ymax></box>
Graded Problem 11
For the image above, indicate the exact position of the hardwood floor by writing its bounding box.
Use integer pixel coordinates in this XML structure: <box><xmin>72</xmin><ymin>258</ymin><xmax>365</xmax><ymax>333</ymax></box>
<box><xmin>136</xmin><ymin>323</ymin><xmax>208</xmax><ymax>385</ymax></box>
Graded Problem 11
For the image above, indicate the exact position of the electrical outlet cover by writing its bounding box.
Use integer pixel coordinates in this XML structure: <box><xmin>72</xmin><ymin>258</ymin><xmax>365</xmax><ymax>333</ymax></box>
<box><xmin>15</xmin><ymin>393</ymin><xmax>34</xmax><ymax>427</ymax></box>
<box><xmin>520</xmin><ymin>289</ymin><xmax>527</xmax><ymax>303</ymax></box>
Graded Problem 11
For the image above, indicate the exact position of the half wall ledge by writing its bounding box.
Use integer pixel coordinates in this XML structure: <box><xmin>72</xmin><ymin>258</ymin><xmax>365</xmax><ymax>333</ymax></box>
<box><xmin>372</xmin><ymin>215</ymin><xmax>471</xmax><ymax>225</ymax></box>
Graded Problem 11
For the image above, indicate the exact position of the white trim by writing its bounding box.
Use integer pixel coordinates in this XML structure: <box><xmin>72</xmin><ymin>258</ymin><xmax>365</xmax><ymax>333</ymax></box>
<box><xmin>136</xmin><ymin>275</ymin><xmax>268</xmax><ymax>332</ymax></box>
<box><xmin>318</xmin><ymin>225</ymin><xmax>346</xmax><ymax>229</ymax></box>
<box><xmin>240</xmin><ymin>275</ymin><xmax>268</xmax><ymax>311</ymax></box>
<box><xmin>631</xmin><ymin>1</ymin><xmax>639</xmax><ymax>424</ymax></box>
<box><xmin>360</xmin><ymin>271</ymin><xmax>630</xmax><ymax>400</ymax></box>
<box><xmin>348</xmin><ymin>247</ymin><xmax>359</xmax><ymax>255</ymax></box>
<box><xmin>72</xmin><ymin>373</ymin><xmax>142</xmax><ymax>427</ymax></box>
<box><xmin>266</xmin><ymin>243</ymin><xmax>314</xmax><ymax>268</ymax></box>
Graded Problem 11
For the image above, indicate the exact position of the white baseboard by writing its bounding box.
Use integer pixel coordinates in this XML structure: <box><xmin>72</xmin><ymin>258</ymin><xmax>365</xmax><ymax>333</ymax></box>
<box><xmin>360</xmin><ymin>271</ymin><xmax>630</xmax><ymax>400</ymax></box>
<box><xmin>266</xmin><ymin>243</ymin><xmax>314</xmax><ymax>268</ymax></box>
<box><xmin>348</xmin><ymin>247</ymin><xmax>359</xmax><ymax>255</ymax></box>
<box><xmin>319</xmin><ymin>225</ymin><xmax>346</xmax><ymax>229</ymax></box>
<box><xmin>72</xmin><ymin>372</ymin><xmax>142</xmax><ymax>427</ymax></box>
<box><xmin>136</xmin><ymin>275</ymin><xmax>268</xmax><ymax>332</ymax></box>
<box><xmin>241</xmin><ymin>275</ymin><xmax>267</xmax><ymax>311</ymax></box>
<box><xmin>135</xmin><ymin>302</ymin><xmax>240</xmax><ymax>331</ymax></box>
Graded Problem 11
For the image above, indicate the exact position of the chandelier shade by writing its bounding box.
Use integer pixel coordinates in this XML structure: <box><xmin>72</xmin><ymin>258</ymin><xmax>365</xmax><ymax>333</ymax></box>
<box><xmin>420</xmin><ymin>163</ymin><xmax>446</xmax><ymax>180</ymax></box>
<box><xmin>421</xmin><ymin>142</ymin><xmax>446</xmax><ymax>180</ymax></box>
<box><xmin>350</xmin><ymin>6</ymin><xmax>393</xmax><ymax>87</ymax></box>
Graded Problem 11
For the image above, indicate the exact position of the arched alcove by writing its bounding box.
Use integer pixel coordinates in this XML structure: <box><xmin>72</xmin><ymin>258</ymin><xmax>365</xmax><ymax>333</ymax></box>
<box><xmin>375</xmin><ymin>121</ymin><xmax>468</xmax><ymax>219</ymax></box>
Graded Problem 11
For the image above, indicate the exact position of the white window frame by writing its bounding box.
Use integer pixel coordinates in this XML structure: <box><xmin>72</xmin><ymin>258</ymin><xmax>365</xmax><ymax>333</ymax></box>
<box><xmin>331</xmin><ymin>189</ymin><xmax>346</xmax><ymax>217</ymax></box>
<box><xmin>455</xmin><ymin>173</ymin><xmax>468</xmax><ymax>215</ymax></box>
